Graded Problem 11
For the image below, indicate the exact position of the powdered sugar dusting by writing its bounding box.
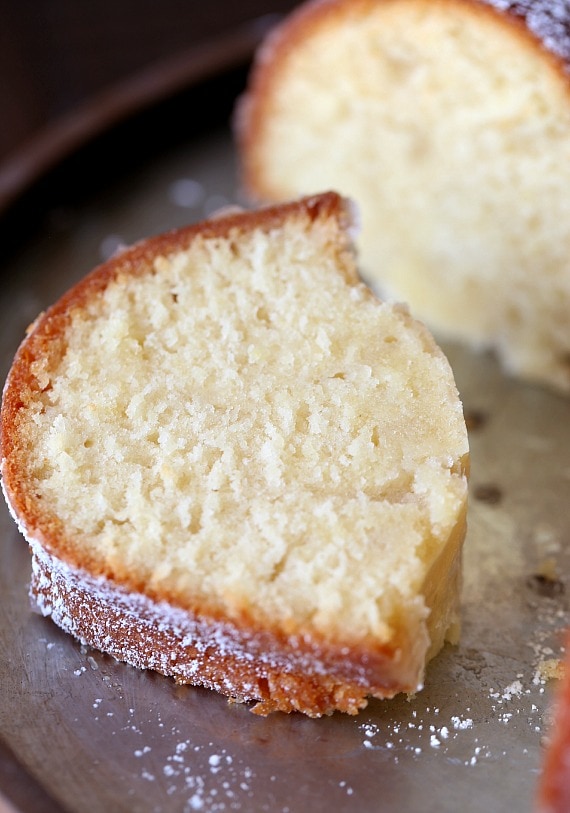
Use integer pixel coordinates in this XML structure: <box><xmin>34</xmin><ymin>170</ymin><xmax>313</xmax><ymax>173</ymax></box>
<box><xmin>357</xmin><ymin>686</ymin><xmax>547</xmax><ymax>769</ymax></box>
<box><xmin>24</xmin><ymin>533</ymin><xmax>400</xmax><ymax>719</ymax></box>
<box><xmin>72</xmin><ymin>691</ymin><xmax>266</xmax><ymax>812</ymax></box>
<box><xmin>485</xmin><ymin>0</ymin><xmax>570</xmax><ymax>63</ymax></box>
<box><xmin>28</xmin><ymin>536</ymin><xmax>318</xmax><ymax>679</ymax></box>
<box><xmin>159</xmin><ymin>740</ymin><xmax>254</xmax><ymax>810</ymax></box>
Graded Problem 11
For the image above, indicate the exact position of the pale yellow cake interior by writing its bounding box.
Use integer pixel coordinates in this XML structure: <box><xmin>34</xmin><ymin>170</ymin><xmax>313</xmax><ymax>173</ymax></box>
<box><xmin>243</xmin><ymin>0</ymin><xmax>570</xmax><ymax>391</ymax></box>
<box><xmin>23</xmin><ymin>205</ymin><xmax>468</xmax><ymax>654</ymax></box>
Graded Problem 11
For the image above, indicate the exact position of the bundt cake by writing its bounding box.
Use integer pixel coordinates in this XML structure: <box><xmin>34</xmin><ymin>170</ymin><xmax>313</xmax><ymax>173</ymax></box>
<box><xmin>1</xmin><ymin>192</ymin><xmax>469</xmax><ymax>716</ymax></box>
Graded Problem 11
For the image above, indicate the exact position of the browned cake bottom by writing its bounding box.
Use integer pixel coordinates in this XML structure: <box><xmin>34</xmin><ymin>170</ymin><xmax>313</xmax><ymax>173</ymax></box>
<box><xmin>29</xmin><ymin>538</ymin><xmax>427</xmax><ymax>717</ymax></box>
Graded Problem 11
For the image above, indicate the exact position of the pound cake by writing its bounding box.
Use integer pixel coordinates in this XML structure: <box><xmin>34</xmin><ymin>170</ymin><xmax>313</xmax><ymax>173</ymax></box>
<box><xmin>538</xmin><ymin>634</ymin><xmax>570</xmax><ymax>813</ymax></box>
<box><xmin>0</xmin><ymin>192</ymin><xmax>469</xmax><ymax>716</ymax></box>
<box><xmin>237</xmin><ymin>0</ymin><xmax>570</xmax><ymax>393</ymax></box>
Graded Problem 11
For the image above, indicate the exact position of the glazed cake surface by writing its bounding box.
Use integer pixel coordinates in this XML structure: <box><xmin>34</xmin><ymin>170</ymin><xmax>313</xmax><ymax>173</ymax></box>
<box><xmin>1</xmin><ymin>192</ymin><xmax>469</xmax><ymax>715</ymax></box>
<box><xmin>237</xmin><ymin>0</ymin><xmax>570</xmax><ymax>393</ymax></box>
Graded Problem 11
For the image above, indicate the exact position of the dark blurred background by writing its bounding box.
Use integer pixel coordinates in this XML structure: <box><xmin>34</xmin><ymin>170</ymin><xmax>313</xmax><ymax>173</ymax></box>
<box><xmin>0</xmin><ymin>1</ymin><xmax>300</xmax><ymax>244</ymax></box>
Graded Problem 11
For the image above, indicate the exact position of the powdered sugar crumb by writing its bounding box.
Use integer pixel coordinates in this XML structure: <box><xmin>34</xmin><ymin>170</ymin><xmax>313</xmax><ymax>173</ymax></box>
<box><xmin>355</xmin><ymin>673</ymin><xmax>550</xmax><ymax>770</ymax></box>
<box><xmin>135</xmin><ymin>746</ymin><xmax>152</xmax><ymax>758</ymax></box>
<box><xmin>489</xmin><ymin>679</ymin><xmax>524</xmax><ymax>701</ymax></box>
<box><xmin>148</xmin><ymin>740</ymin><xmax>258</xmax><ymax>810</ymax></box>
<box><xmin>358</xmin><ymin>707</ymin><xmax>483</xmax><ymax>762</ymax></box>
<box><xmin>451</xmin><ymin>715</ymin><xmax>474</xmax><ymax>731</ymax></box>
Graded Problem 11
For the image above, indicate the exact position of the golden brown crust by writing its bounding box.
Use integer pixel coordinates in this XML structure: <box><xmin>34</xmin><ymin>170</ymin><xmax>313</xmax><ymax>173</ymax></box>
<box><xmin>236</xmin><ymin>0</ymin><xmax>570</xmax><ymax>201</ymax></box>
<box><xmin>28</xmin><ymin>538</ymin><xmax>422</xmax><ymax>717</ymax></box>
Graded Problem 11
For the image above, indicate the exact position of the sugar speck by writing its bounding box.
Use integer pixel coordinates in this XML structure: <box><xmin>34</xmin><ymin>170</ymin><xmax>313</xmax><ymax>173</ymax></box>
<box><xmin>451</xmin><ymin>716</ymin><xmax>473</xmax><ymax>730</ymax></box>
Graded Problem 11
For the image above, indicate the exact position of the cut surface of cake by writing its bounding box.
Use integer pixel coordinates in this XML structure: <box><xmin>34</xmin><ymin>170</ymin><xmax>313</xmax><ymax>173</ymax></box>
<box><xmin>1</xmin><ymin>192</ymin><xmax>469</xmax><ymax>716</ymax></box>
<box><xmin>237</xmin><ymin>0</ymin><xmax>570</xmax><ymax>393</ymax></box>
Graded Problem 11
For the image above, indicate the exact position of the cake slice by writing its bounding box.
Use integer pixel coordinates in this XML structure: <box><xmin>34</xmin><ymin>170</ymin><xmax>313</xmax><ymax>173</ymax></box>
<box><xmin>236</xmin><ymin>0</ymin><xmax>570</xmax><ymax>393</ymax></box>
<box><xmin>0</xmin><ymin>192</ymin><xmax>469</xmax><ymax>716</ymax></box>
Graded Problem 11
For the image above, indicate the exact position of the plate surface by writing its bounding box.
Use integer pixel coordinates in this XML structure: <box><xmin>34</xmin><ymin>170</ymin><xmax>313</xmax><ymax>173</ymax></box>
<box><xmin>0</xmin><ymin>124</ymin><xmax>568</xmax><ymax>813</ymax></box>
